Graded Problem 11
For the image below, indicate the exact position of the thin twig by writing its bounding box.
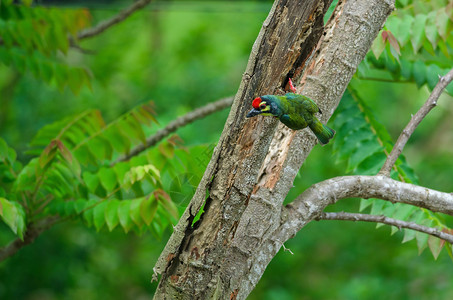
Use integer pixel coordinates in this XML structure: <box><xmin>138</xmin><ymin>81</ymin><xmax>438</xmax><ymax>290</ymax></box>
<box><xmin>317</xmin><ymin>211</ymin><xmax>453</xmax><ymax>244</ymax></box>
<box><xmin>379</xmin><ymin>68</ymin><xmax>453</xmax><ymax>176</ymax></box>
<box><xmin>77</xmin><ymin>0</ymin><xmax>154</xmax><ymax>40</ymax></box>
<box><xmin>111</xmin><ymin>96</ymin><xmax>233</xmax><ymax>165</ymax></box>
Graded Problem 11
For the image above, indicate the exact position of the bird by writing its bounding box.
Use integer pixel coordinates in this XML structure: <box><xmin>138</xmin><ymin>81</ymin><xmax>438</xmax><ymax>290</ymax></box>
<box><xmin>246</xmin><ymin>89</ymin><xmax>335</xmax><ymax>145</ymax></box>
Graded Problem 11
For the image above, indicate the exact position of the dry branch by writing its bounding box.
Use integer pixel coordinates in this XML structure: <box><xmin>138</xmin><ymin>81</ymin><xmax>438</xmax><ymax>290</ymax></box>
<box><xmin>77</xmin><ymin>0</ymin><xmax>154</xmax><ymax>40</ymax></box>
<box><xmin>317</xmin><ymin>211</ymin><xmax>453</xmax><ymax>244</ymax></box>
<box><xmin>380</xmin><ymin>68</ymin><xmax>453</xmax><ymax>176</ymax></box>
<box><xmin>278</xmin><ymin>175</ymin><xmax>453</xmax><ymax>244</ymax></box>
<box><xmin>112</xmin><ymin>96</ymin><xmax>233</xmax><ymax>165</ymax></box>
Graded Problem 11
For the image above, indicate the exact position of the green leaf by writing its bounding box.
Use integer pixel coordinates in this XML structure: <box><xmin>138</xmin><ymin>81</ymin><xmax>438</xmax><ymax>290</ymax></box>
<box><xmin>87</xmin><ymin>136</ymin><xmax>113</xmax><ymax>161</ymax></box>
<box><xmin>428</xmin><ymin>235</ymin><xmax>444</xmax><ymax>260</ymax></box>
<box><xmin>412</xmin><ymin>60</ymin><xmax>427</xmax><ymax>87</ymax></box>
<box><xmin>56</xmin><ymin>140</ymin><xmax>73</xmax><ymax>163</ymax></box>
<box><xmin>391</xmin><ymin>203</ymin><xmax>415</xmax><ymax>221</ymax></box>
<box><xmin>347</xmin><ymin>139</ymin><xmax>382</xmax><ymax>172</ymax></box>
<box><xmin>370</xmin><ymin>199</ymin><xmax>385</xmax><ymax>217</ymax></box>
<box><xmin>334</xmin><ymin>117</ymin><xmax>367</xmax><ymax>155</ymax></box>
<box><xmin>64</xmin><ymin>201</ymin><xmax>77</xmax><ymax>216</ymax></box>
<box><xmin>119</xmin><ymin>116</ymin><xmax>147</xmax><ymax>145</ymax></box>
<box><xmin>0</xmin><ymin>198</ymin><xmax>26</xmax><ymax>239</ymax></box>
<box><xmin>371</xmin><ymin>31</ymin><xmax>386</xmax><ymax>59</ymax></box>
<box><xmin>155</xmin><ymin>189</ymin><xmax>179</xmax><ymax>220</ymax></box>
<box><xmin>410</xmin><ymin>14</ymin><xmax>427</xmax><ymax>53</ymax></box>
<box><xmin>129</xmin><ymin>198</ymin><xmax>144</xmax><ymax>228</ymax></box>
<box><xmin>118</xmin><ymin>200</ymin><xmax>133</xmax><ymax>233</ymax></box>
<box><xmin>338</xmin><ymin>127</ymin><xmax>372</xmax><ymax>160</ymax></box>
<box><xmin>416</xmin><ymin>227</ymin><xmax>430</xmax><ymax>254</ymax></box>
<box><xmin>105</xmin><ymin>199</ymin><xmax>120</xmax><ymax>231</ymax></box>
<box><xmin>400</xmin><ymin>59</ymin><xmax>413</xmax><ymax>80</ymax></box>
<box><xmin>39</xmin><ymin>140</ymin><xmax>58</xmax><ymax>169</ymax></box>
<box><xmin>359</xmin><ymin>198</ymin><xmax>373</xmax><ymax>212</ymax></box>
<box><xmin>425</xmin><ymin>11</ymin><xmax>439</xmax><ymax>50</ymax></box>
<box><xmin>402</xmin><ymin>210</ymin><xmax>425</xmax><ymax>243</ymax></box>
<box><xmin>355</xmin><ymin>152</ymin><xmax>387</xmax><ymax>175</ymax></box>
<box><xmin>402</xmin><ymin>228</ymin><xmax>417</xmax><ymax>243</ymax></box>
<box><xmin>140</xmin><ymin>196</ymin><xmax>158</xmax><ymax>226</ymax></box>
<box><xmin>396</xmin><ymin>14</ymin><xmax>414</xmax><ymax>46</ymax></box>
<box><xmin>104</xmin><ymin>127</ymin><xmax>131</xmax><ymax>154</ymax></box>
<box><xmin>98</xmin><ymin>167</ymin><xmax>117</xmax><ymax>192</ymax></box>
<box><xmin>73</xmin><ymin>199</ymin><xmax>87</xmax><ymax>214</ymax></box>
<box><xmin>435</xmin><ymin>8</ymin><xmax>450</xmax><ymax>40</ymax></box>
<box><xmin>92</xmin><ymin>201</ymin><xmax>108</xmax><ymax>231</ymax></box>
<box><xmin>82</xmin><ymin>171</ymin><xmax>100</xmax><ymax>194</ymax></box>
<box><xmin>426</xmin><ymin>64</ymin><xmax>442</xmax><ymax>90</ymax></box>
<box><xmin>0</xmin><ymin>138</ymin><xmax>9</xmax><ymax>159</ymax></box>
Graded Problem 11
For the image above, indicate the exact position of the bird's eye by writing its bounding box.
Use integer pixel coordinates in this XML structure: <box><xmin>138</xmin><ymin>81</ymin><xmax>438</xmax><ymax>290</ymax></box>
<box><xmin>260</xmin><ymin>103</ymin><xmax>266</xmax><ymax>109</ymax></box>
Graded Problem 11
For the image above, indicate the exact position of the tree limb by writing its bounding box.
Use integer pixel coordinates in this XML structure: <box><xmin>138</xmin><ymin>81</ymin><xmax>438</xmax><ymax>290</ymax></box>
<box><xmin>278</xmin><ymin>175</ymin><xmax>453</xmax><ymax>244</ymax></box>
<box><xmin>153</xmin><ymin>1</ymin><xmax>334</xmax><ymax>298</ymax></box>
<box><xmin>111</xmin><ymin>96</ymin><xmax>233</xmax><ymax>165</ymax></box>
<box><xmin>226</xmin><ymin>1</ymin><xmax>395</xmax><ymax>297</ymax></box>
<box><xmin>379</xmin><ymin>68</ymin><xmax>453</xmax><ymax>176</ymax></box>
<box><xmin>316</xmin><ymin>211</ymin><xmax>453</xmax><ymax>244</ymax></box>
<box><xmin>77</xmin><ymin>0</ymin><xmax>154</xmax><ymax>40</ymax></box>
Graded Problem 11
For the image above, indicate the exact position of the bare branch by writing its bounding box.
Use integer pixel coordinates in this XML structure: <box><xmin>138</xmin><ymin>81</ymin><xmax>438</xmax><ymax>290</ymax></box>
<box><xmin>278</xmin><ymin>175</ymin><xmax>453</xmax><ymax>243</ymax></box>
<box><xmin>111</xmin><ymin>96</ymin><xmax>233</xmax><ymax>165</ymax></box>
<box><xmin>379</xmin><ymin>68</ymin><xmax>453</xmax><ymax>176</ymax></box>
<box><xmin>77</xmin><ymin>0</ymin><xmax>154</xmax><ymax>41</ymax></box>
<box><xmin>317</xmin><ymin>211</ymin><xmax>453</xmax><ymax>244</ymax></box>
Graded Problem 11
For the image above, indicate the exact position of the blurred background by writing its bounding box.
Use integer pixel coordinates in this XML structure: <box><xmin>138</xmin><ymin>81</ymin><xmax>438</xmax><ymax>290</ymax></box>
<box><xmin>1</xmin><ymin>1</ymin><xmax>453</xmax><ymax>299</ymax></box>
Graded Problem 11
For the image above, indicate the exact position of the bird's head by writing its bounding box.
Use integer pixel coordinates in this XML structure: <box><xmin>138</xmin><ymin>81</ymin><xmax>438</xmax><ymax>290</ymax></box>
<box><xmin>246</xmin><ymin>96</ymin><xmax>277</xmax><ymax>118</ymax></box>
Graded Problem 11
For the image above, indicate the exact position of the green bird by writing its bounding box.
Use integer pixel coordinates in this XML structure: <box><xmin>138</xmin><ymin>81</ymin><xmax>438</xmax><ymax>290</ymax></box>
<box><xmin>246</xmin><ymin>93</ymin><xmax>335</xmax><ymax>145</ymax></box>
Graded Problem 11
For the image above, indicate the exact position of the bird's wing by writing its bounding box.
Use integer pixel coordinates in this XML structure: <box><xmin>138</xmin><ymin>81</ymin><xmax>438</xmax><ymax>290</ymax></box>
<box><xmin>285</xmin><ymin>93</ymin><xmax>320</xmax><ymax>114</ymax></box>
<box><xmin>301</xmin><ymin>97</ymin><xmax>320</xmax><ymax>114</ymax></box>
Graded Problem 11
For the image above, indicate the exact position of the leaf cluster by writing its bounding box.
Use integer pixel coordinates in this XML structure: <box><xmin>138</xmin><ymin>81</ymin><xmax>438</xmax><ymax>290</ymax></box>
<box><xmin>364</xmin><ymin>0</ymin><xmax>453</xmax><ymax>93</ymax></box>
<box><xmin>331</xmin><ymin>90</ymin><xmax>452</xmax><ymax>259</ymax></box>
<box><xmin>0</xmin><ymin>101</ymin><xmax>210</xmax><ymax>240</ymax></box>
<box><xmin>0</xmin><ymin>1</ymin><xmax>92</xmax><ymax>94</ymax></box>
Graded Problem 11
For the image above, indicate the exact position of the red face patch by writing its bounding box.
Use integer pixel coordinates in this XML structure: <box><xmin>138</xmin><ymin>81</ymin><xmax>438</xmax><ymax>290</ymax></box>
<box><xmin>252</xmin><ymin>97</ymin><xmax>262</xmax><ymax>109</ymax></box>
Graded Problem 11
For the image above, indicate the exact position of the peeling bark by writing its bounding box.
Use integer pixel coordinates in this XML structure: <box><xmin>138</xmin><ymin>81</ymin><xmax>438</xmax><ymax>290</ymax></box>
<box><xmin>153</xmin><ymin>0</ymin><xmax>395</xmax><ymax>299</ymax></box>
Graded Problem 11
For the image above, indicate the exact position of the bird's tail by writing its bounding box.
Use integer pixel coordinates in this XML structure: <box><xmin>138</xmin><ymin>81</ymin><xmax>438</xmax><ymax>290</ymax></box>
<box><xmin>309</xmin><ymin>118</ymin><xmax>335</xmax><ymax>145</ymax></box>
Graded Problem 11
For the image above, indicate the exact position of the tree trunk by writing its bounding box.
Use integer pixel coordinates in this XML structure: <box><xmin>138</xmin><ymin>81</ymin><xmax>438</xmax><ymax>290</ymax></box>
<box><xmin>153</xmin><ymin>0</ymin><xmax>394</xmax><ymax>299</ymax></box>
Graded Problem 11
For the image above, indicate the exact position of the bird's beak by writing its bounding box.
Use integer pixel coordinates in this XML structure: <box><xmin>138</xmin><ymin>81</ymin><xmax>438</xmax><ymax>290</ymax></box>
<box><xmin>246</xmin><ymin>108</ymin><xmax>262</xmax><ymax>118</ymax></box>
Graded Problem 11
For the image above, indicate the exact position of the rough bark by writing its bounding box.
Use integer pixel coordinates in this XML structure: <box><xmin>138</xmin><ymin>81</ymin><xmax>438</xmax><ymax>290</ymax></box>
<box><xmin>153</xmin><ymin>0</ymin><xmax>395</xmax><ymax>299</ymax></box>
<box><xmin>153</xmin><ymin>0</ymin><xmax>331</xmax><ymax>298</ymax></box>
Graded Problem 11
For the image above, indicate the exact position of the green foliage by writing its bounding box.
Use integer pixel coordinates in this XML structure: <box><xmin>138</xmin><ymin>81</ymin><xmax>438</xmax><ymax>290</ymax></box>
<box><xmin>365</xmin><ymin>0</ymin><xmax>453</xmax><ymax>94</ymax></box>
<box><xmin>1</xmin><ymin>1</ymin><xmax>453</xmax><ymax>299</ymax></box>
<box><xmin>0</xmin><ymin>2</ymin><xmax>92</xmax><ymax>94</ymax></box>
<box><xmin>344</xmin><ymin>0</ymin><xmax>453</xmax><ymax>260</ymax></box>
<box><xmin>0</xmin><ymin>98</ymin><xmax>211</xmax><ymax>239</ymax></box>
<box><xmin>0</xmin><ymin>197</ymin><xmax>26</xmax><ymax>239</ymax></box>
<box><xmin>331</xmin><ymin>89</ymin><xmax>452</xmax><ymax>259</ymax></box>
